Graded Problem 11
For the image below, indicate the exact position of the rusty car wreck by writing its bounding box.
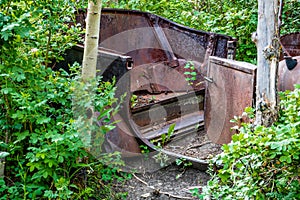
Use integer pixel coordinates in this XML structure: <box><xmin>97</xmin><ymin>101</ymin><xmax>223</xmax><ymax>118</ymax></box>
<box><xmin>58</xmin><ymin>9</ymin><xmax>300</xmax><ymax>171</ymax></box>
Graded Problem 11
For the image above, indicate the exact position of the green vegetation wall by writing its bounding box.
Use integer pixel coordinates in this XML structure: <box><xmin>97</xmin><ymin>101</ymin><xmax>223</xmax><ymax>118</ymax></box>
<box><xmin>0</xmin><ymin>1</ymin><xmax>126</xmax><ymax>199</ymax></box>
<box><xmin>104</xmin><ymin>0</ymin><xmax>300</xmax><ymax>64</ymax></box>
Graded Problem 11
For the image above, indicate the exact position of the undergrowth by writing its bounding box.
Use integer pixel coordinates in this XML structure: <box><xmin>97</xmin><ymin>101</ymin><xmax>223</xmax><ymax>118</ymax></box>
<box><xmin>0</xmin><ymin>1</ymin><xmax>129</xmax><ymax>199</ymax></box>
<box><xmin>192</xmin><ymin>85</ymin><xmax>300</xmax><ymax>199</ymax></box>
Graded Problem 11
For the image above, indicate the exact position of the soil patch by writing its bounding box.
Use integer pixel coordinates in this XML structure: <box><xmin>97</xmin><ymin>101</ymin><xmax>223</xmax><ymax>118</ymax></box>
<box><xmin>164</xmin><ymin>130</ymin><xmax>222</xmax><ymax>161</ymax></box>
<box><xmin>114</xmin><ymin>164</ymin><xmax>210</xmax><ymax>200</ymax></box>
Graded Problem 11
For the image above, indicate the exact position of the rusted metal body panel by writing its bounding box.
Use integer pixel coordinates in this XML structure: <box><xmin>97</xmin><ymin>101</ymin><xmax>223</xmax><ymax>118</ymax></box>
<box><xmin>71</xmin><ymin>9</ymin><xmax>239</xmax><ymax>169</ymax></box>
<box><xmin>278</xmin><ymin>56</ymin><xmax>300</xmax><ymax>91</ymax></box>
<box><xmin>278</xmin><ymin>32</ymin><xmax>300</xmax><ymax>91</ymax></box>
<box><xmin>280</xmin><ymin>32</ymin><xmax>300</xmax><ymax>59</ymax></box>
<box><xmin>75</xmin><ymin>9</ymin><xmax>236</xmax><ymax>94</ymax></box>
<box><xmin>58</xmin><ymin>9</ymin><xmax>300</xmax><ymax>171</ymax></box>
<box><xmin>205</xmin><ymin>56</ymin><xmax>256</xmax><ymax>144</ymax></box>
<box><xmin>55</xmin><ymin>44</ymin><xmax>133</xmax><ymax>82</ymax></box>
<box><xmin>131</xmin><ymin>91</ymin><xmax>204</xmax><ymax>128</ymax></box>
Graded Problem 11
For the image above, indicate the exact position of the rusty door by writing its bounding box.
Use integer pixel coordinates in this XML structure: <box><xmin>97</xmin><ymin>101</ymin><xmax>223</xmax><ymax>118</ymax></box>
<box><xmin>205</xmin><ymin>56</ymin><xmax>256</xmax><ymax>144</ymax></box>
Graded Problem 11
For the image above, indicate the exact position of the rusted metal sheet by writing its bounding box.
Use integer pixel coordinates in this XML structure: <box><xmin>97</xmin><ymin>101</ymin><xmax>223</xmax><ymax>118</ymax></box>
<box><xmin>59</xmin><ymin>10</ymin><xmax>300</xmax><ymax>170</ymax></box>
<box><xmin>131</xmin><ymin>91</ymin><xmax>204</xmax><ymax>128</ymax></box>
<box><xmin>278</xmin><ymin>32</ymin><xmax>300</xmax><ymax>91</ymax></box>
<box><xmin>205</xmin><ymin>56</ymin><xmax>256</xmax><ymax>144</ymax></box>
<box><xmin>280</xmin><ymin>32</ymin><xmax>300</xmax><ymax>59</ymax></box>
<box><xmin>71</xmin><ymin>9</ymin><xmax>239</xmax><ymax>168</ymax></box>
<box><xmin>130</xmin><ymin>61</ymin><xmax>205</xmax><ymax>93</ymax></box>
<box><xmin>75</xmin><ymin>8</ymin><xmax>237</xmax><ymax>93</ymax></box>
<box><xmin>278</xmin><ymin>56</ymin><xmax>300</xmax><ymax>91</ymax></box>
<box><xmin>103</xmin><ymin>113</ymin><xmax>141</xmax><ymax>156</ymax></box>
<box><xmin>55</xmin><ymin>44</ymin><xmax>133</xmax><ymax>82</ymax></box>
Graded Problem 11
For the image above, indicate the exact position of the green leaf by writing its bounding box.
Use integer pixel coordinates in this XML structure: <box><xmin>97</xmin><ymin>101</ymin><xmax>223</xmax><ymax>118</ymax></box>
<box><xmin>1</xmin><ymin>88</ymin><xmax>12</xmax><ymax>94</ymax></box>
<box><xmin>43</xmin><ymin>171</ymin><xmax>48</xmax><ymax>179</ymax></box>
<box><xmin>168</xmin><ymin>123</ymin><xmax>175</xmax><ymax>135</ymax></box>
<box><xmin>36</xmin><ymin>116</ymin><xmax>51</xmax><ymax>124</ymax></box>
<box><xmin>161</xmin><ymin>134</ymin><xmax>166</xmax><ymax>145</ymax></box>
<box><xmin>184</xmin><ymin>63</ymin><xmax>191</xmax><ymax>68</ymax></box>
<box><xmin>48</xmin><ymin>160</ymin><xmax>53</xmax><ymax>168</ymax></box>
<box><xmin>58</xmin><ymin>156</ymin><xmax>64</xmax><ymax>163</ymax></box>
<box><xmin>294</xmin><ymin>84</ymin><xmax>300</xmax><ymax>89</ymax></box>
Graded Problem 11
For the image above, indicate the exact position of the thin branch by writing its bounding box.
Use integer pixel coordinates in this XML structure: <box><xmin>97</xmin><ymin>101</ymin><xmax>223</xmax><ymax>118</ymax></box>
<box><xmin>187</xmin><ymin>185</ymin><xmax>203</xmax><ymax>190</ymax></box>
<box><xmin>132</xmin><ymin>173</ymin><xmax>195</xmax><ymax>199</ymax></box>
<box><xmin>160</xmin><ymin>191</ymin><xmax>194</xmax><ymax>199</ymax></box>
<box><xmin>185</xmin><ymin>141</ymin><xmax>212</xmax><ymax>152</ymax></box>
<box><xmin>132</xmin><ymin>173</ymin><xmax>148</xmax><ymax>186</ymax></box>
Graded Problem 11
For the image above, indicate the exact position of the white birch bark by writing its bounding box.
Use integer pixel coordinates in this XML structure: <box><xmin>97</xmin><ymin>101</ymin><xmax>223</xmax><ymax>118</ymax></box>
<box><xmin>82</xmin><ymin>0</ymin><xmax>102</xmax><ymax>81</ymax></box>
<box><xmin>81</xmin><ymin>0</ymin><xmax>102</xmax><ymax>148</ymax></box>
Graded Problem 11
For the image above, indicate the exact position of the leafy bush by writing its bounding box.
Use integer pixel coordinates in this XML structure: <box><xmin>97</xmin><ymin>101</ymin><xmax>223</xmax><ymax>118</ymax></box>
<box><xmin>0</xmin><ymin>1</ymin><xmax>127</xmax><ymax>199</ymax></box>
<box><xmin>197</xmin><ymin>85</ymin><xmax>300</xmax><ymax>199</ymax></box>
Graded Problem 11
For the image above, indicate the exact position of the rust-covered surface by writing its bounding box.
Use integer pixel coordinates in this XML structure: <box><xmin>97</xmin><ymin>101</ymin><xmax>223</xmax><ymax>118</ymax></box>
<box><xmin>75</xmin><ymin>8</ymin><xmax>237</xmax><ymax>94</ymax></box>
<box><xmin>205</xmin><ymin>56</ymin><xmax>256</xmax><ymax>144</ymax></box>
<box><xmin>69</xmin><ymin>9</ymin><xmax>239</xmax><ymax>168</ymax></box>
<box><xmin>278</xmin><ymin>56</ymin><xmax>300</xmax><ymax>91</ymax></box>
<box><xmin>278</xmin><ymin>32</ymin><xmax>300</xmax><ymax>91</ymax></box>
<box><xmin>131</xmin><ymin>91</ymin><xmax>204</xmax><ymax>128</ymax></box>
<box><xmin>55</xmin><ymin>44</ymin><xmax>133</xmax><ymax>82</ymax></box>
<box><xmin>280</xmin><ymin>32</ymin><xmax>300</xmax><ymax>59</ymax></box>
<box><xmin>58</xmin><ymin>9</ymin><xmax>300</xmax><ymax>170</ymax></box>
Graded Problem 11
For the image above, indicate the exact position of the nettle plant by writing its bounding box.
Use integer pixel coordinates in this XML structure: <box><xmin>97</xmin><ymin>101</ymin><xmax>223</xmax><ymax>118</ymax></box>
<box><xmin>0</xmin><ymin>1</ymin><xmax>127</xmax><ymax>199</ymax></box>
<box><xmin>195</xmin><ymin>85</ymin><xmax>300</xmax><ymax>199</ymax></box>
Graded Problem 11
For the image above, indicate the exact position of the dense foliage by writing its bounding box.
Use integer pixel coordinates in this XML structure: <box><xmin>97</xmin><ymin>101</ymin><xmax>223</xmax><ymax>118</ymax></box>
<box><xmin>104</xmin><ymin>0</ymin><xmax>300</xmax><ymax>64</ymax></box>
<box><xmin>0</xmin><ymin>1</ymin><xmax>127</xmax><ymax>199</ymax></box>
<box><xmin>194</xmin><ymin>85</ymin><xmax>300</xmax><ymax>199</ymax></box>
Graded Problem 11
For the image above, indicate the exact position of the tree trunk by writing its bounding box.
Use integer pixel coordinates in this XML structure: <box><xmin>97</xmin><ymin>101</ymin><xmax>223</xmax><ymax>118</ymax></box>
<box><xmin>82</xmin><ymin>0</ymin><xmax>102</xmax><ymax>81</ymax></box>
<box><xmin>255</xmin><ymin>0</ymin><xmax>280</xmax><ymax>126</ymax></box>
<box><xmin>81</xmin><ymin>0</ymin><xmax>102</xmax><ymax>147</ymax></box>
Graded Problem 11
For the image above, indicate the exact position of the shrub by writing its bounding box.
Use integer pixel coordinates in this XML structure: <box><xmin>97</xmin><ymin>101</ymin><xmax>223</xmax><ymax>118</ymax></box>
<box><xmin>0</xmin><ymin>1</ymin><xmax>127</xmax><ymax>199</ymax></box>
<box><xmin>197</xmin><ymin>85</ymin><xmax>300</xmax><ymax>199</ymax></box>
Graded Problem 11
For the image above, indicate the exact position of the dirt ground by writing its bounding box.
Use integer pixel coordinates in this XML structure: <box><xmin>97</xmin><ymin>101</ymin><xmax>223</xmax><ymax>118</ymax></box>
<box><xmin>109</xmin><ymin>119</ymin><xmax>220</xmax><ymax>199</ymax></box>
<box><xmin>111</xmin><ymin>128</ymin><xmax>221</xmax><ymax>199</ymax></box>
<box><xmin>114</xmin><ymin>163</ymin><xmax>210</xmax><ymax>200</ymax></box>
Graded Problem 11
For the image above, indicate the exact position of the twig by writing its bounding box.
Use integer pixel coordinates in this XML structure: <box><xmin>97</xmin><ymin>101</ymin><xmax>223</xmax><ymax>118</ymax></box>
<box><xmin>160</xmin><ymin>191</ymin><xmax>193</xmax><ymax>199</ymax></box>
<box><xmin>187</xmin><ymin>185</ymin><xmax>203</xmax><ymax>190</ymax></box>
<box><xmin>185</xmin><ymin>141</ymin><xmax>212</xmax><ymax>152</ymax></box>
<box><xmin>133</xmin><ymin>173</ymin><xmax>194</xmax><ymax>199</ymax></box>
<box><xmin>132</xmin><ymin>173</ymin><xmax>148</xmax><ymax>186</ymax></box>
